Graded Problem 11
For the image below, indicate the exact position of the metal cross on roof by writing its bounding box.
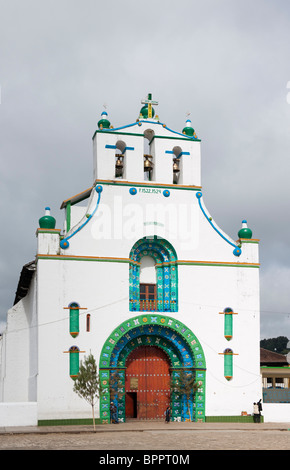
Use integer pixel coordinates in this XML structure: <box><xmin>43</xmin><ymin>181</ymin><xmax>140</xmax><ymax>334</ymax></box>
<box><xmin>141</xmin><ymin>93</ymin><xmax>158</xmax><ymax>119</ymax></box>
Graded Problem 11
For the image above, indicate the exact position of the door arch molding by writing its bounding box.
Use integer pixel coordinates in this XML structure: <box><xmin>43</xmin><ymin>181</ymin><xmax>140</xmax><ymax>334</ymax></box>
<box><xmin>99</xmin><ymin>314</ymin><xmax>206</xmax><ymax>423</ymax></box>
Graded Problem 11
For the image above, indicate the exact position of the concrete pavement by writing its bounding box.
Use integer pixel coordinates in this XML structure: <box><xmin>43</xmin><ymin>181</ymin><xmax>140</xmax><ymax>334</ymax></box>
<box><xmin>1</xmin><ymin>420</ymin><xmax>290</xmax><ymax>450</ymax></box>
<box><xmin>1</xmin><ymin>420</ymin><xmax>290</xmax><ymax>434</ymax></box>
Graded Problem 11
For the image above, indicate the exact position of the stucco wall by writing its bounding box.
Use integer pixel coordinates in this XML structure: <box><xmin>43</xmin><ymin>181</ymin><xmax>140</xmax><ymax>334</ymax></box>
<box><xmin>0</xmin><ymin>402</ymin><xmax>37</xmax><ymax>427</ymax></box>
<box><xmin>263</xmin><ymin>403</ymin><xmax>290</xmax><ymax>423</ymax></box>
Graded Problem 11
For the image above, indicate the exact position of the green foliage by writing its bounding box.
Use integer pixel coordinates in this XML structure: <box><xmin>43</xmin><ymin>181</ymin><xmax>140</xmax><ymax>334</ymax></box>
<box><xmin>260</xmin><ymin>336</ymin><xmax>289</xmax><ymax>355</ymax></box>
<box><xmin>171</xmin><ymin>369</ymin><xmax>199</xmax><ymax>421</ymax></box>
<box><xmin>73</xmin><ymin>353</ymin><xmax>100</xmax><ymax>430</ymax></box>
<box><xmin>172</xmin><ymin>370</ymin><xmax>198</xmax><ymax>395</ymax></box>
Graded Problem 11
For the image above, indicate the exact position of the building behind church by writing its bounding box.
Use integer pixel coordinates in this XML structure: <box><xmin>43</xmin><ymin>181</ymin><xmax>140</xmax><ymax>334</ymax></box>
<box><xmin>0</xmin><ymin>95</ymin><xmax>262</xmax><ymax>425</ymax></box>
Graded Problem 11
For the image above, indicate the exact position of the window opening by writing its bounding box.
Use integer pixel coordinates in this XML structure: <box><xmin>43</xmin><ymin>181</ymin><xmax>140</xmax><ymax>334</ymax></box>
<box><xmin>86</xmin><ymin>314</ymin><xmax>91</xmax><ymax>332</ymax></box>
<box><xmin>69</xmin><ymin>346</ymin><xmax>80</xmax><ymax>379</ymax></box>
<box><xmin>224</xmin><ymin>348</ymin><xmax>233</xmax><ymax>380</ymax></box>
<box><xmin>224</xmin><ymin>308</ymin><xmax>233</xmax><ymax>340</ymax></box>
<box><xmin>140</xmin><ymin>283</ymin><xmax>157</xmax><ymax>311</ymax></box>
<box><xmin>69</xmin><ymin>302</ymin><xmax>80</xmax><ymax>338</ymax></box>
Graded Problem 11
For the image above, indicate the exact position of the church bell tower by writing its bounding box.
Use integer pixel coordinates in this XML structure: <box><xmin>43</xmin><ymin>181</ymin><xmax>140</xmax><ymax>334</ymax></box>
<box><xmin>92</xmin><ymin>93</ymin><xmax>201</xmax><ymax>187</ymax></box>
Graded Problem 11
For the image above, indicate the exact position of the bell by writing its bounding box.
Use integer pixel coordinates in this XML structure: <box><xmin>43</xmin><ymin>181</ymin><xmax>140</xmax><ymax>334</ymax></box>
<box><xmin>144</xmin><ymin>154</ymin><xmax>153</xmax><ymax>171</ymax></box>
<box><xmin>173</xmin><ymin>158</ymin><xmax>180</xmax><ymax>173</ymax></box>
<box><xmin>115</xmin><ymin>155</ymin><xmax>124</xmax><ymax>177</ymax></box>
<box><xmin>115</xmin><ymin>155</ymin><xmax>124</xmax><ymax>169</ymax></box>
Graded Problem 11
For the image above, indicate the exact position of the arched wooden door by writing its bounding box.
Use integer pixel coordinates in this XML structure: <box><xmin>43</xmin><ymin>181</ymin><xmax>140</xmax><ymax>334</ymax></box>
<box><xmin>125</xmin><ymin>346</ymin><xmax>171</xmax><ymax>420</ymax></box>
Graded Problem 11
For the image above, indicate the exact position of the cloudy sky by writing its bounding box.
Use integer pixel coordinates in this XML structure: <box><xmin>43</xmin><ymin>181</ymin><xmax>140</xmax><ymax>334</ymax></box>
<box><xmin>1</xmin><ymin>0</ymin><xmax>290</xmax><ymax>339</ymax></box>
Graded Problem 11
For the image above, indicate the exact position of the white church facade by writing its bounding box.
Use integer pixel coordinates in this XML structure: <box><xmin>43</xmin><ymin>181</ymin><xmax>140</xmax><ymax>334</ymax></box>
<box><xmin>0</xmin><ymin>95</ymin><xmax>261</xmax><ymax>425</ymax></box>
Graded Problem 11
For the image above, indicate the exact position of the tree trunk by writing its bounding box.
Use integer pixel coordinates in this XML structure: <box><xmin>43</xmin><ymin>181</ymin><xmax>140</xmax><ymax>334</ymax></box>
<box><xmin>92</xmin><ymin>404</ymin><xmax>96</xmax><ymax>431</ymax></box>
<box><xmin>187</xmin><ymin>399</ymin><xmax>192</xmax><ymax>422</ymax></box>
<box><xmin>188</xmin><ymin>403</ymin><xmax>192</xmax><ymax>421</ymax></box>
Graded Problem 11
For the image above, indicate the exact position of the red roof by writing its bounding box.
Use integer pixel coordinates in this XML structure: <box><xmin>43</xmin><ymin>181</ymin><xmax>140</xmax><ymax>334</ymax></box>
<box><xmin>260</xmin><ymin>348</ymin><xmax>288</xmax><ymax>366</ymax></box>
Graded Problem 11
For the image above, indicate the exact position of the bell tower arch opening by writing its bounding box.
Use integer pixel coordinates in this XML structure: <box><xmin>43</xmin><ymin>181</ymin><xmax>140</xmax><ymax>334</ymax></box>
<box><xmin>115</xmin><ymin>140</ymin><xmax>126</xmax><ymax>179</ymax></box>
<box><xmin>143</xmin><ymin>128</ymin><xmax>155</xmax><ymax>181</ymax></box>
<box><xmin>172</xmin><ymin>146</ymin><xmax>183</xmax><ymax>184</ymax></box>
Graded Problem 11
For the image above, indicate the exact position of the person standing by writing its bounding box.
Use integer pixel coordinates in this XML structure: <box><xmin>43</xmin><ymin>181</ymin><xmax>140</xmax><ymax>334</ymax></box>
<box><xmin>257</xmin><ymin>398</ymin><xmax>262</xmax><ymax>422</ymax></box>
<box><xmin>165</xmin><ymin>406</ymin><xmax>170</xmax><ymax>423</ymax></box>
<box><xmin>253</xmin><ymin>402</ymin><xmax>260</xmax><ymax>423</ymax></box>
<box><xmin>110</xmin><ymin>402</ymin><xmax>118</xmax><ymax>424</ymax></box>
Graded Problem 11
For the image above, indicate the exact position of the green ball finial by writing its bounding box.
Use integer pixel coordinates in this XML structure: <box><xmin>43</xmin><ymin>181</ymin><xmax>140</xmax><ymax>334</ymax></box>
<box><xmin>238</xmin><ymin>220</ymin><xmax>252</xmax><ymax>239</ymax></box>
<box><xmin>98</xmin><ymin>111</ymin><xmax>111</xmax><ymax>129</ymax></box>
<box><xmin>39</xmin><ymin>207</ymin><xmax>56</xmax><ymax>229</ymax></box>
<box><xmin>140</xmin><ymin>104</ymin><xmax>155</xmax><ymax>119</ymax></box>
<box><xmin>182</xmin><ymin>119</ymin><xmax>195</xmax><ymax>136</ymax></box>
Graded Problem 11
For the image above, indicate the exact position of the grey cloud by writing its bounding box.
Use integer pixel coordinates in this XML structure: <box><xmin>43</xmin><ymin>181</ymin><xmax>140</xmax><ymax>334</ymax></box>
<box><xmin>1</xmin><ymin>0</ymin><xmax>290</xmax><ymax>339</ymax></box>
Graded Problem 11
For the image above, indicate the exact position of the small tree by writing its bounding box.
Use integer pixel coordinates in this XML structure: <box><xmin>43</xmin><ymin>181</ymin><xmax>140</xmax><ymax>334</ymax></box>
<box><xmin>73</xmin><ymin>353</ymin><xmax>100</xmax><ymax>431</ymax></box>
<box><xmin>171</xmin><ymin>369</ymin><xmax>199</xmax><ymax>421</ymax></box>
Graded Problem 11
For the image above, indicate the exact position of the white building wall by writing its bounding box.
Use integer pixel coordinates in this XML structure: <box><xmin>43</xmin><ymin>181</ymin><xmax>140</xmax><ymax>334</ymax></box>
<box><xmin>0</xmin><ymin>402</ymin><xmax>37</xmax><ymax>427</ymax></box>
<box><xmin>263</xmin><ymin>403</ymin><xmax>290</xmax><ymax>422</ymax></box>
<box><xmin>62</xmin><ymin>183</ymin><xmax>257</xmax><ymax>265</ymax></box>
<box><xmin>0</xmin><ymin>274</ymin><xmax>37</xmax><ymax>403</ymax></box>
<box><xmin>35</xmin><ymin>257</ymin><xmax>130</xmax><ymax>420</ymax></box>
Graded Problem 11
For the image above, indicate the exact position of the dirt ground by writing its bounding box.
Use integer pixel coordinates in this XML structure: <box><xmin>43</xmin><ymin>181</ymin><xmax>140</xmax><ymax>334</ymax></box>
<box><xmin>0</xmin><ymin>421</ymin><xmax>290</xmax><ymax>451</ymax></box>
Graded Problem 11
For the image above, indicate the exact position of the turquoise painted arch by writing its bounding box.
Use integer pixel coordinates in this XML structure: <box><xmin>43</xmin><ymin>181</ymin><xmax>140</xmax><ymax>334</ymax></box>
<box><xmin>99</xmin><ymin>314</ymin><xmax>206</xmax><ymax>423</ymax></box>
<box><xmin>129</xmin><ymin>236</ymin><xmax>178</xmax><ymax>312</ymax></box>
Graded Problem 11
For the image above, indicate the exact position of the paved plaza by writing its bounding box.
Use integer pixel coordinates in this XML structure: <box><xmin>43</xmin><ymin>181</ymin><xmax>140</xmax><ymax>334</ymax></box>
<box><xmin>0</xmin><ymin>421</ymin><xmax>290</xmax><ymax>451</ymax></box>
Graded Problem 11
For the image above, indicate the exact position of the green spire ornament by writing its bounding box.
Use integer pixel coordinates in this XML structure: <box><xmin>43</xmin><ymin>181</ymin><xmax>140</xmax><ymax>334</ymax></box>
<box><xmin>98</xmin><ymin>111</ymin><xmax>111</xmax><ymax>129</ymax></box>
<box><xmin>39</xmin><ymin>207</ymin><xmax>56</xmax><ymax>229</ymax></box>
<box><xmin>238</xmin><ymin>220</ymin><xmax>252</xmax><ymax>239</ymax></box>
<box><xmin>140</xmin><ymin>93</ymin><xmax>158</xmax><ymax>119</ymax></box>
<box><xmin>182</xmin><ymin>118</ymin><xmax>195</xmax><ymax>137</ymax></box>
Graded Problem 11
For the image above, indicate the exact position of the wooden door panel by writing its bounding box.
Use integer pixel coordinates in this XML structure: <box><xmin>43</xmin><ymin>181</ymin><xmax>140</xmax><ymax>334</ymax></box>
<box><xmin>125</xmin><ymin>346</ymin><xmax>170</xmax><ymax>420</ymax></box>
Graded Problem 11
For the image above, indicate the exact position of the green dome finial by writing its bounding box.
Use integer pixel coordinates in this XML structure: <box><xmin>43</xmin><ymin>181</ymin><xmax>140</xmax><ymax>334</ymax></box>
<box><xmin>238</xmin><ymin>220</ymin><xmax>252</xmax><ymax>239</ymax></box>
<box><xmin>139</xmin><ymin>93</ymin><xmax>158</xmax><ymax>119</ymax></box>
<box><xmin>98</xmin><ymin>111</ymin><xmax>111</xmax><ymax>129</ymax></box>
<box><xmin>39</xmin><ymin>207</ymin><xmax>56</xmax><ymax>229</ymax></box>
<box><xmin>139</xmin><ymin>104</ymin><xmax>155</xmax><ymax>119</ymax></box>
<box><xmin>182</xmin><ymin>118</ymin><xmax>195</xmax><ymax>137</ymax></box>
